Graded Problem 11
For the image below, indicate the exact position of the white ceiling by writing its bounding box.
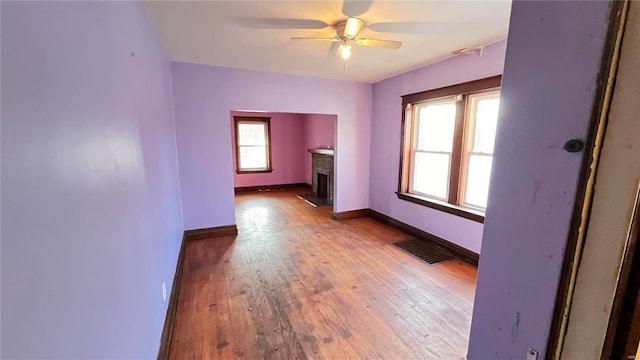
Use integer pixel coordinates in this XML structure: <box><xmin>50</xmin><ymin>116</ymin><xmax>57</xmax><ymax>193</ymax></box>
<box><xmin>144</xmin><ymin>1</ymin><xmax>511</xmax><ymax>83</ymax></box>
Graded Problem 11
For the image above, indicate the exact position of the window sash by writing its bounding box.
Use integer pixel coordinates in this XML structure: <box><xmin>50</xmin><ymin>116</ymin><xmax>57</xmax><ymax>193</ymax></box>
<box><xmin>238</xmin><ymin>145</ymin><xmax>267</xmax><ymax>149</ymax></box>
<box><xmin>407</xmin><ymin>96</ymin><xmax>458</xmax><ymax>201</ymax></box>
<box><xmin>238</xmin><ymin>145</ymin><xmax>268</xmax><ymax>170</ymax></box>
<box><xmin>461</xmin><ymin>152</ymin><xmax>494</xmax><ymax>210</ymax></box>
<box><xmin>237</xmin><ymin>122</ymin><xmax>268</xmax><ymax>146</ymax></box>
<box><xmin>234</xmin><ymin>117</ymin><xmax>271</xmax><ymax>172</ymax></box>
<box><xmin>408</xmin><ymin>149</ymin><xmax>452</xmax><ymax>201</ymax></box>
<box><xmin>412</xmin><ymin>96</ymin><xmax>458</xmax><ymax>152</ymax></box>
<box><xmin>460</xmin><ymin>90</ymin><xmax>500</xmax><ymax>210</ymax></box>
<box><xmin>465</xmin><ymin>90</ymin><xmax>501</xmax><ymax>155</ymax></box>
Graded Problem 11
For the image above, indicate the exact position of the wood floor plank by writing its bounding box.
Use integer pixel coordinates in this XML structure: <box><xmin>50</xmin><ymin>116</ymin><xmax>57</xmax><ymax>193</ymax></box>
<box><xmin>169</xmin><ymin>188</ymin><xmax>477</xmax><ymax>359</ymax></box>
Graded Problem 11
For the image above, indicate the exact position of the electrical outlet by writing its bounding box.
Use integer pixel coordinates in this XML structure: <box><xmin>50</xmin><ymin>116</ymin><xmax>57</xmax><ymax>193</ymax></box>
<box><xmin>162</xmin><ymin>282</ymin><xmax>167</xmax><ymax>302</ymax></box>
<box><xmin>527</xmin><ymin>348</ymin><xmax>538</xmax><ymax>360</ymax></box>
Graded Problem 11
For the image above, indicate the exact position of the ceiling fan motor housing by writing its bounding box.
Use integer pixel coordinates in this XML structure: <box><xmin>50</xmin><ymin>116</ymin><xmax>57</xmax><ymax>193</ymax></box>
<box><xmin>335</xmin><ymin>22</ymin><xmax>348</xmax><ymax>40</ymax></box>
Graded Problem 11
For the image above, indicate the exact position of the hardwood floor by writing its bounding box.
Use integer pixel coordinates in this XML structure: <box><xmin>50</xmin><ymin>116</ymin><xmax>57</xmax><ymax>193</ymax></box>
<box><xmin>169</xmin><ymin>188</ymin><xmax>477</xmax><ymax>359</ymax></box>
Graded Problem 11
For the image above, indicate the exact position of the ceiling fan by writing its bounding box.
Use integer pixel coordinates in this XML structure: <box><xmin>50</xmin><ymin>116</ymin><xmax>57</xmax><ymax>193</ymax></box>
<box><xmin>232</xmin><ymin>0</ymin><xmax>492</xmax><ymax>75</ymax></box>
<box><xmin>291</xmin><ymin>17</ymin><xmax>402</xmax><ymax>63</ymax></box>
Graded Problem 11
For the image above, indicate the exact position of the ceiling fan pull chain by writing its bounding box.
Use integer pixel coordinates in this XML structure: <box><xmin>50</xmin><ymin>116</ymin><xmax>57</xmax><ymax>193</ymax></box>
<box><xmin>343</xmin><ymin>59</ymin><xmax>347</xmax><ymax>74</ymax></box>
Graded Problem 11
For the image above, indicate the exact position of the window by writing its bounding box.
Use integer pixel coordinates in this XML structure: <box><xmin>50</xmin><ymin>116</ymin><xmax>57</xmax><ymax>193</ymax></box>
<box><xmin>398</xmin><ymin>76</ymin><xmax>501</xmax><ymax>222</ymax></box>
<box><xmin>234</xmin><ymin>117</ymin><xmax>272</xmax><ymax>173</ymax></box>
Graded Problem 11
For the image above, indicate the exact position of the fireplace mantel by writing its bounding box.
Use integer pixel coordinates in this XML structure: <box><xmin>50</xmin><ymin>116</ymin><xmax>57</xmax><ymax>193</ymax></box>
<box><xmin>308</xmin><ymin>148</ymin><xmax>334</xmax><ymax>156</ymax></box>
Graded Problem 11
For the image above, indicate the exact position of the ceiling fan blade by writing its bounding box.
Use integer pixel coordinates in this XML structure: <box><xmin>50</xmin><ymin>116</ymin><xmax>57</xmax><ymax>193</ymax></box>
<box><xmin>368</xmin><ymin>21</ymin><xmax>463</xmax><ymax>35</ymax></box>
<box><xmin>232</xmin><ymin>17</ymin><xmax>329</xmax><ymax>30</ymax></box>
<box><xmin>341</xmin><ymin>0</ymin><xmax>373</xmax><ymax>17</ymax></box>
<box><xmin>328</xmin><ymin>41</ymin><xmax>341</xmax><ymax>59</ymax></box>
<box><xmin>356</xmin><ymin>38</ymin><xmax>402</xmax><ymax>49</ymax></box>
<box><xmin>291</xmin><ymin>37</ymin><xmax>340</xmax><ymax>41</ymax></box>
<box><xmin>344</xmin><ymin>17</ymin><xmax>364</xmax><ymax>38</ymax></box>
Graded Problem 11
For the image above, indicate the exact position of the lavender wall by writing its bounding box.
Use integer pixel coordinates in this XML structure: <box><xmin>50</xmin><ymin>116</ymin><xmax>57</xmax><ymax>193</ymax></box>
<box><xmin>468</xmin><ymin>1</ymin><xmax>612</xmax><ymax>357</ymax></box>
<box><xmin>171</xmin><ymin>62</ymin><xmax>371</xmax><ymax>230</ymax></box>
<box><xmin>304</xmin><ymin>114</ymin><xmax>336</xmax><ymax>184</ymax></box>
<box><xmin>369</xmin><ymin>41</ymin><xmax>507</xmax><ymax>253</ymax></box>
<box><xmin>230</xmin><ymin>111</ymin><xmax>306</xmax><ymax>187</ymax></box>
<box><xmin>1</xmin><ymin>2</ymin><xmax>183</xmax><ymax>358</ymax></box>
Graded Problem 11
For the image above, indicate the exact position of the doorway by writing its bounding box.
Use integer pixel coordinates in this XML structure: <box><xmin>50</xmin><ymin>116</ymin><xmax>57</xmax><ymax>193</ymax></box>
<box><xmin>229</xmin><ymin>110</ymin><xmax>337</xmax><ymax>213</ymax></box>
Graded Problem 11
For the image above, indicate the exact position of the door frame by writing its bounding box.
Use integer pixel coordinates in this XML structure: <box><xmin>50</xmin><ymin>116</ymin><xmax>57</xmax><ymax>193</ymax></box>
<box><xmin>545</xmin><ymin>1</ymin><xmax>636</xmax><ymax>358</ymax></box>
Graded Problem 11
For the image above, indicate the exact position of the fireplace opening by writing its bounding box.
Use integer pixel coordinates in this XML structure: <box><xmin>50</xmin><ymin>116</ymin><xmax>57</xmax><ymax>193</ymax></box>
<box><xmin>317</xmin><ymin>173</ymin><xmax>328</xmax><ymax>199</ymax></box>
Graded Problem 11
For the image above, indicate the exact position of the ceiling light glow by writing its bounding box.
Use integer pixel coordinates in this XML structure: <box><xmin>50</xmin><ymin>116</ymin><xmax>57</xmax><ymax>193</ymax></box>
<box><xmin>344</xmin><ymin>17</ymin><xmax>364</xmax><ymax>39</ymax></box>
<box><xmin>340</xmin><ymin>44</ymin><xmax>352</xmax><ymax>60</ymax></box>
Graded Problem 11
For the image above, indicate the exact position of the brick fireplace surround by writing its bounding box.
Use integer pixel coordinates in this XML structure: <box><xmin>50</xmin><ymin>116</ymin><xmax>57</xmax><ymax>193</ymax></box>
<box><xmin>309</xmin><ymin>148</ymin><xmax>334</xmax><ymax>204</ymax></box>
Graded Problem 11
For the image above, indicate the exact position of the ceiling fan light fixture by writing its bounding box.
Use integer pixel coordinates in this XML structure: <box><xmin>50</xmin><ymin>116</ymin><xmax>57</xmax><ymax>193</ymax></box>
<box><xmin>340</xmin><ymin>44</ymin><xmax>352</xmax><ymax>60</ymax></box>
<box><xmin>343</xmin><ymin>17</ymin><xmax>364</xmax><ymax>39</ymax></box>
<box><xmin>289</xmin><ymin>16</ymin><xmax>402</xmax><ymax>74</ymax></box>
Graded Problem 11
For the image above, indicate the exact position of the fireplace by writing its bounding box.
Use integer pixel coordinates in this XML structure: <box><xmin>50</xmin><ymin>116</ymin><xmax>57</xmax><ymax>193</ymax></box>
<box><xmin>317</xmin><ymin>173</ymin><xmax>328</xmax><ymax>199</ymax></box>
<box><xmin>309</xmin><ymin>149</ymin><xmax>334</xmax><ymax>204</ymax></box>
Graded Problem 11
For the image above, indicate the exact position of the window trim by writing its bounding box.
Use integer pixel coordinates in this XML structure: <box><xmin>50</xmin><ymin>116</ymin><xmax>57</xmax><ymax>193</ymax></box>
<box><xmin>396</xmin><ymin>191</ymin><xmax>485</xmax><ymax>223</ymax></box>
<box><xmin>233</xmin><ymin>116</ymin><xmax>273</xmax><ymax>174</ymax></box>
<box><xmin>397</xmin><ymin>75</ymin><xmax>502</xmax><ymax>222</ymax></box>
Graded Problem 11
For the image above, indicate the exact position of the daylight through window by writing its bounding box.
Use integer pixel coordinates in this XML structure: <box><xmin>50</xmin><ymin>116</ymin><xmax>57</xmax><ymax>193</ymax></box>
<box><xmin>234</xmin><ymin>117</ymin><xmax>272</xmax><ymax>173</ymax></box>
<box><xmin>398</xmin><ymin>76</ymin><xmax>501</xmax><ymax>221</ymax></box>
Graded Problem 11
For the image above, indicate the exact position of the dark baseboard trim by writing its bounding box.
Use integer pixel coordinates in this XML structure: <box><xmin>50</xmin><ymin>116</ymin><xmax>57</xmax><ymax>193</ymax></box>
<box><xmin>234</xmin><ymin>183</ymin><xmax>311</xmax><ymax>193</ymax></box>
<box><xmin>158</xmin><ymin>224</ymin><xmax>239</xmax><ymax>359</ymax></box>
<box><xmin>157</xmin><ymin>234</ymin><xmax>186</xmax><ymax>360</ymax></box>
<box><xmin>332</xmin><ymin>209</ymin><xmax>370</xmax><ymax>221</ymax></box>
<box><xmin>184</xmin><ymin>225</ymin><xmax>238</xmax><ymax>241</ymax></box>
<box><xmin>368</xmin><ymin>209</ymin><xmax>479</xmax><ymax>266</ymax></box>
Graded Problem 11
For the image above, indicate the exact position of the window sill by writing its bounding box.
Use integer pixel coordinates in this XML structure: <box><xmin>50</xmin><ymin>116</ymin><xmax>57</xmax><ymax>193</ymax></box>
<box><xmin>236</xmin><ymin>169</ymin><xmax>273</xmax><ymax>174</ymax></box>
<box><xmin>395</xmin><ymin>192</ymin><xmax>485</xmax><ymax>223</ymax></box>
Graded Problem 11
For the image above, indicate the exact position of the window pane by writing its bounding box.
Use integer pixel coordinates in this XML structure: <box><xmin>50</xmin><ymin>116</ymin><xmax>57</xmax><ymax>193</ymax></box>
<box><xmin>412</xmin><ymin>152</ymin><xmax>450</xmax><ymax>199</ymax></box>
<box><xmin>471</xmin><ymin>96</ymin><xmax>500</xmax><ymax>153</ymax></box>
<box><xmin>239</xmin><ymin>146</ymin><xmax>267</xmax><ymax>169</ymax></box>
<box><xmin>416</xmin><ymin>102</ymin><xmax>456</xmax><ymax>151</ymax></box>
<box><xmin>464</xmin><ymin>154</ymin><xmax>493</xmax><ymax>208</ymax></box>
<box><xmin>238</xmin><ymin>123</ymin><xmax>266</xmax><ymax>146</ymax></box>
